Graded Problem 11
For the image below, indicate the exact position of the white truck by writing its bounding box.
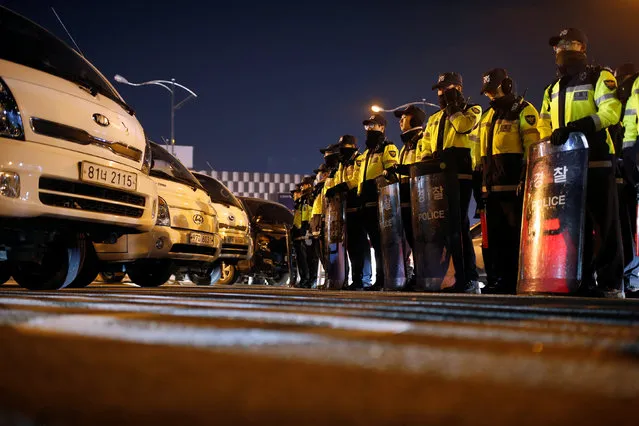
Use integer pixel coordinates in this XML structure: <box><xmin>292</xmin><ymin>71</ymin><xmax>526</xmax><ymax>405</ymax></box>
<box><xmin>193</xmin><ymin>172</ymin><xmax>252</xmax><ymax>285</ymax></box>
<box><xmin>0</xmin><ymin>6</ymin><xmax>158</xmax><ymax>290</ymax></box>
<box><xmin>95</xmin><ymin>143</ymin><xmax>221</xmax><ymax>287</ymax></box>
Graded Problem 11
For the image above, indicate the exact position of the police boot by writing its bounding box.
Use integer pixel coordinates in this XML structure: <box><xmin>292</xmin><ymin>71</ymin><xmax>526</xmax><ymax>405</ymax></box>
<box><xmin>364</xmin><ymin>281</ymin><xmax>383</xmax><ymax>291</ymax></box>
<box><xmin>345</xmin><ymin>281</ymin><xmax>364</xmax><ymax>291</ymax></box>
<box><xmin>443</xmin><ymin>280</ymin><xmax>481</xmax><ymax>294</ymax></box>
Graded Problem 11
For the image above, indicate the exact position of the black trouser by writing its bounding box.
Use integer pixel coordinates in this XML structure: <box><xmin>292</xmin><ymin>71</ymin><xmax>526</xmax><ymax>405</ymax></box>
<box><xmin>362</xmin><ymin>204</ymin><xmax>383</xmax><ymax>286</ymax></box>
<box><xmin>485</xmin><ymin>192</ymin><xmax>522</xmax><ymax>293</ymax></box>
<box><xmin>314</xmin><ymin>234</ymin><xmax>327</xmax><ymax>271</ymax></box>
<box><xmin>583</xmin><ymin>166</ymin><xmax>624</xmax><ymax>290</ymax></box>
<box><xmin>306</xmin><ymin>239</ymin><xmax>319</xmax><ymax>285</ymax></box>
<box><xmin>400</xmin><ymin>181</ymin><xmax>414</xmax><ymax>279</ymax></box>
<box><xmin>293</xmin><ymin>238</ymin><xmax>309</xmax><ymax>286</ymax></box>
<box><xmin>346</xmin><ymin>210</ymin><xmax>372</xmax><ymax>286</ymax></box>
<box><xmin>458</xmin><ymin>179</ymin><xmax>479</xmax><ymax>283</ymax></box>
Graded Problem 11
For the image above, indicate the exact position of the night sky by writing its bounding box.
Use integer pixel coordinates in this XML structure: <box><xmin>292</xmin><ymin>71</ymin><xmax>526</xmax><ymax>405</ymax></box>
<box><xmin>5</xmin><ymin>0</ymin><xmax>639</xmax><ymax>174</ymax></box>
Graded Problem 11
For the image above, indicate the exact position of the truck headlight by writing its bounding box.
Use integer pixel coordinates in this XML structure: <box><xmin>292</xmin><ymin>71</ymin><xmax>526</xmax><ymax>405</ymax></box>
<box><xmin>0</xmin><ymin>78</ymin><xmax>24</xmax><ymax>140</ymax></box>
<box><xmin>0</xmin><ymin>172</ymin><xmax>20</xmax><ymax>198</ymax></box>
<box><xmin>156</xmin><ymin>196</ymin><xmax>170</xmax><ymax>226</ymax></box>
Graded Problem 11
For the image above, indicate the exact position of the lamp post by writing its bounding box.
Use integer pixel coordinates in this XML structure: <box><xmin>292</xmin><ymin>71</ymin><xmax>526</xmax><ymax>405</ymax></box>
<box><xmin>114</xmin><ymin>74</ymin><xmax>198</xmax><ymax>155</ymax></box>
<box><xmin>371</xmin><ymin>99</ymin><xmax>439</xmax><ymax>114</ymax></box>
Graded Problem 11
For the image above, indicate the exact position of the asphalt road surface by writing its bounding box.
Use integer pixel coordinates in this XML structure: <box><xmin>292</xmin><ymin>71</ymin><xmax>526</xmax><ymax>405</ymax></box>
<box><xmin>1</xmin><ymin>281</ymin><xmax>638</xmax><ymax>426</ymax></box>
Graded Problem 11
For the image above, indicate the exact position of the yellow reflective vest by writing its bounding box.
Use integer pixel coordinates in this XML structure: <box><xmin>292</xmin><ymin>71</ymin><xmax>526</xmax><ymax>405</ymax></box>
<box><xmin>357</xmin><ymin>142</ymin><xmax>399</xmax><ymax>202</ymax></box>
<box><xmin>416</xmin><ymin>105</ymin><xmax>482</xmax><ymax>160</ymax></box>
<box><xmin>622</xmin><ymin>77</ymin><xmax>639</xmax><ymax>149</ymax></box>
<box><xmin>477</xmin><ymin>97</ymin><xmax>541</xmax><ymax>190</ymax></box>
<box><xmin>539</xmin><ymin>66</ymin><xmax>622</xmax><ymax>158</ymax></box>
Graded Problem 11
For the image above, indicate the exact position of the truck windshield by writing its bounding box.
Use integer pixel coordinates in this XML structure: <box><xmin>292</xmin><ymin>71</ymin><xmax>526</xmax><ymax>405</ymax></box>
<box><xmin>195</xmin><ymin>174</ymin><xmax>244</xmax><ymax>210</ymax></box>
<box><xmin>149</xmin><ymin>143</ymin><xmax>203</xmax><ymax>190</ymax></box>
<box><xmin>0</xmin><ymin>7</ymin><xmax>133</xmax><ymax>115</ymax></box>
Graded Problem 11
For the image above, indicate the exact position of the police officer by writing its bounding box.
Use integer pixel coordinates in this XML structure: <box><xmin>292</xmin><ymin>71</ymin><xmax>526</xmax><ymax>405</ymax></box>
<box><xmin>615</xmin><ymin>63</ymin><xmax>639</xmax><ymax>296</ymax></box>
<box><xmin>291</xmin><ymin>184</ymin><xmax>310</xmax><ymax>288</ymax></box>
<box><xmin>300</xmin><ymin>176</ymin><xmax>318</xmax><ymax>287</ymax></box>
<box><xmin>540</xmin><ymin>28</ymin><xmax>624</xmax><ymax>298</ymax></box>
<box><xmin>311</xmin><ymin>162</ymin><xmax>330</xmax><ymax>275</ymax></box>
<box><xmin>416</xmin><ymin>72</ymin><xmax>482</xmax><ymax>293</ymax></box>
<box><xmin>478</xmin><ymin>68</ymin><xmax>541</xmax><ymax>294</ymax></box>
<box><xmin>330</xmin><ymin>135</ymin><xmax>372</xmax><ymax>289</ymax></box>
<box><xmin>392</xmin><ymin>105</ymin><xmax>426</xmax><ymax>287</ymax></box>
<box><xmin>359</xmin><ymin>114</ymin><xmax>399</xmax><ymax>290</ymax></box>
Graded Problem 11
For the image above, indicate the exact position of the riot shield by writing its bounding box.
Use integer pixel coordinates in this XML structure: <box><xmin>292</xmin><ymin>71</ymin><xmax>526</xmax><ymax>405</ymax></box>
<box><xmin>375</xmin><ymin>175</ymin><xmax>406</xmax><ymax>290</ymax></box>
<box><xmin>410</xmin><ymin>158</ymin><xmax>463</xmax><ymax>291</ymax></box>
<box><xmin>323</xmin><ymin>191</ymin><xmax>347</xmax><ymax>289</ymax></box>
<box><xmin>517</xmin><ymin>132</ymin><xmax>589</xmax><ymax>295</ymax></box>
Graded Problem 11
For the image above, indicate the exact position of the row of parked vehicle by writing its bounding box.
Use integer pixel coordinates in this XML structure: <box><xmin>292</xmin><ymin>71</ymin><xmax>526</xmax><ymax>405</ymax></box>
<box><xmin>0</xmin><ymin>6</ymin><xmax>296</xmax><ymax>290</ymax></box>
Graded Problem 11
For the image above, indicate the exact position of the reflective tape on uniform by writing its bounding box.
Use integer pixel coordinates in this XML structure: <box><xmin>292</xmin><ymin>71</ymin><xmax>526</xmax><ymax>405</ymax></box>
<box><xmin>522</xmin><ymin>128</ymin><xmax>538</xmax><ymax>135</ymax></box>
<box><xmin>595</xmin><ymin>93</ymin><xmax>615</xmax><ymax>106</ymax></box>
<box><xmin>623</xmin><ymin>141</ymin><xmax>636</xmax><ymax>149</ymax></box>
<box><xmin>468</xmin><ymin>134</ymin><xmax>479</xmax><ymax>142</ymax></box>
<box><xmin>458</xmin><ymin>174</ymin><xmax>472</xmax><ymax>180</ymax></box>
<box><xmin>540</xmin><ymin>113</ymin><xmax>551</xmax><ymax>120</ymax></box>
<box><xmin>588</xmin><ymin>160</ymin><xmax>612</xmax><ymax>168</ymax></box>
<box><xmin>482</xmin><ymin>185</ymin><xmax>518</xmax><ymax>192</ymax></box>
<box><xmin>625</xmin><ymin>108</ymin><xmax>638</xmax><ymax>116</ymax></box>
<box><xmin>550</xmin><ymin>92</ymin><xmax>559</xmax><ymax>100</ymax></box>
<box><xmin>616</xmin><ymin>178</ymin><xmax>625</xmax><ymax>184</ymax></box>
<box><xmin>567</xmin><ymin>84</ymin><xmax>594</xmax><ymax>93</ymax></box>
<box><xmin>590</xmin><ymin>114</ymin><xmax>602</xmax><ymax>131</ymax></box>
<box><xmin>634</xmin><ymin>89</ymin><xmax>639</xmax><ymax>95</ymax></box>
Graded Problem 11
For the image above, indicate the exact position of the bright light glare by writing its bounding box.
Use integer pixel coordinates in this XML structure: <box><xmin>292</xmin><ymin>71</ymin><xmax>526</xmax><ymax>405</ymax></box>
<box><xmin>371</xmin><ymin>105</ymin><xmax>382</xmax><ymax>113</ymax></box>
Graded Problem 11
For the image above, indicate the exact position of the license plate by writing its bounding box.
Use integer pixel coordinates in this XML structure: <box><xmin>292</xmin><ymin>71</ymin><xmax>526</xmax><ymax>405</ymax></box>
<box><xmin>224</xmin><ymin>235</ymin><xmax>244</xmax><ymax>244</ymax></box>
<box><xmin>80</xmin><ymin>162</ymin><xmax>137</xmax><ymax>191</ymax></box>
<box><xmin>190</xmin><ymin>232</ymin><xmax>213</xmax><ymax>245</ymax></box>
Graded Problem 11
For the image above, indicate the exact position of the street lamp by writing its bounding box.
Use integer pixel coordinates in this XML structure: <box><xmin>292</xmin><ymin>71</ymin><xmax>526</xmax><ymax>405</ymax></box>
<box><xmin>114</xmin><ymin>74</ymin><xmax>198</xmax><ymax>155</ymax></box>
<box><xmin>371</xmin><ymin>99</ymin><xmax>439</xmax><ymax>114</ymax></box>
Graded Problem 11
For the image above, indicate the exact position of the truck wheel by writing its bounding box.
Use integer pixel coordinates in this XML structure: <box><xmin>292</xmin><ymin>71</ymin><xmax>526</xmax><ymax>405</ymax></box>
<box><xmin>0</xmin><ymin>262</ymin><xmax>11</xmax><ymax>286</ymax></box>
<box><xmin>99</xmin><ymin>271</ymin><xmax>126</xmax><ymax>283</ymax></box>
<box><xmin>67</xmin><ymin>244</ymin><xmax>100</xmax><ymax>288</ymax></box>
<box><xmin>217</xmin><ymin>262</ymin><xmax>238</xmax><ymax>285</ymax></box>
<box><xmin>13</xmin><ymin>234</ymin><xmax>86</xmax><ymax>290</ymax></box>
<box><xmin>191</xmin><ymin>262</ymin><xmax>222</xmax><ymax>286</ymax></box>
<box><xmin>127</xmin><ymin>260</ymin><xmax>173</xmax><ymax>287</ymax></box>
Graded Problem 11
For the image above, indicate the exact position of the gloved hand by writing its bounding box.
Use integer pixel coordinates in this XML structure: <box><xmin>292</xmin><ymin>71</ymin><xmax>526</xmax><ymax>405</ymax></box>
<box><xmin>383</xmin><ymin>165</ymin><xmax>398</xmax><ymax>181</ymax></box>
<box><xmin>395</xmin><ymin>163</ymin><xmax>410</xmax><ymax>176</ymax></box>
<box><xmin>324</xmin><ymin>186</ymin><xmax>336</xmax><ymax>198</ymax></box>
<box><xmin>550</xmin><ymin>127</ymin><xmax>572</xmax><ymax>146</ymax></box>
<box><xmin>432</xmin><ymin>150</ymin><xmax>441</xmax><ymax>161</ymax></box>
<box><xmin>442</xmin><ymin>88</ymin><xmax>463</xmax><ymax>114</ymax></box>
<box><xmin>567</xmin><ymin>116</ymin><xmax>597</xmax><ymax>135</ymax></box>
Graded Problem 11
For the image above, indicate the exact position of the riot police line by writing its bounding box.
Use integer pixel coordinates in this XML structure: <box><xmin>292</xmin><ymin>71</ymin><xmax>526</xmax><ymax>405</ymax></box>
<box><xmin>289</xmin><ymin>27</ymin><xmax>639</xmax><ymax>299</ymax></box>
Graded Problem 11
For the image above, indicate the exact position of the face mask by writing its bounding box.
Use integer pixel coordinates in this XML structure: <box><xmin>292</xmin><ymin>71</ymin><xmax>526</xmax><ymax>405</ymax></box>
<box><xmin>365</xmin><ymin>130</ymin><xmax>384</xmax><ymax>149</ymax></box>
<box><xmin>340</xmin><ymin>148</ymin><xmax>356</xmax><ymax>162</ymax></box>
<box><xmin>438</xmin><ymin>94</ymin><xmax>448</xmax><ymax>110</ymax></box>
<box><xmin>325</xmin><ymin>155</ymin><xmax>339</xmax><ymax>168</ymax></box>
<box><xmin>556</xmin><ymin>50</ymin><xmax>587</xmax><ymax>76</ymax></box>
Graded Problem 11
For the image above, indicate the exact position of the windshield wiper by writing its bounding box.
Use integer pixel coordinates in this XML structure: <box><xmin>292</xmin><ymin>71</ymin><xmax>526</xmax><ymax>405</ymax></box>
<box><xmin>151</xmin><ymin>170</ymin><xmax>199</xmax><ymax>191</ymax></box>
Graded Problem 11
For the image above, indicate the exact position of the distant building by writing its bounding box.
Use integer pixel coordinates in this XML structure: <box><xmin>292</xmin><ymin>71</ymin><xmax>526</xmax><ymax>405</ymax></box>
<box><xmin>172</xmin><ymin>144</ymin><xmax>299</xmax><ymax>209</ymax></box>
<box><xmin>193</xmin><ymin>170</ymin><xmax>299</xmax><ymax>210</ymax></box>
